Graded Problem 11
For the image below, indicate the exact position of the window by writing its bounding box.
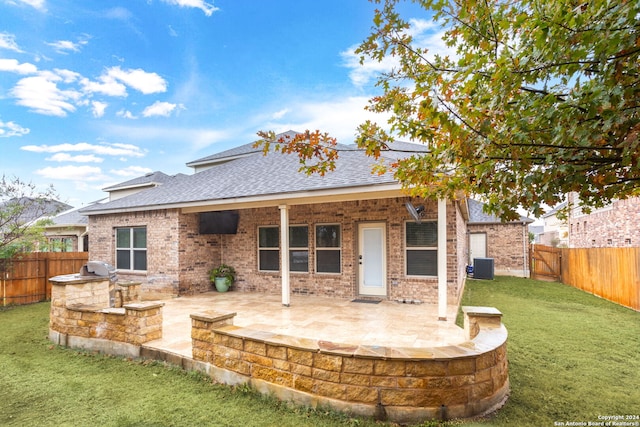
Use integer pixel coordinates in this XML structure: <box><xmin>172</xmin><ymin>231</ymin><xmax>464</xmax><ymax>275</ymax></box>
<box><xmin>405</xmin><ymin>221</ymin><xmax>437</xmax><ymax>276</ymax></box>
<box><xmin>289</xmin><ymin>225</ymin><xmax>309</xmax><ymax>272</ymax></box>
<box><xmin>258</xmin><ymin>226</ymin><xmax>279</xmax><ymax>271</ymax></box>
<box><xmin>316</xmin><ymin>224</ymin><xmax>341</xmax><ymax>273</ymax></box>
<box><xmin>48</xmin><ymin>237</ymin><xmax>73</xmax><ymax>252</ymax></box>
<box><xmin>116</xmin><ymin>227</ymin><xmax>147</xmax><ymax>271</ymax></box>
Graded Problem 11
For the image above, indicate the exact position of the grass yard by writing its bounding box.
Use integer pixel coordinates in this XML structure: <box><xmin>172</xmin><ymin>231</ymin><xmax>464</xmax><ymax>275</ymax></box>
<box><xmin>0</xmin><ymin>303</ymin><xmax>377</xmax><ymax>427</ymax></box>
<box><xmin>0</xmin><ymin>277</ymin><xmax>638</xmax><ymax>426</ymax></box>
<box><xmin>458</xmin><ymin>276</ymin><xmax>640</xmax><ymax>427</ymax></box>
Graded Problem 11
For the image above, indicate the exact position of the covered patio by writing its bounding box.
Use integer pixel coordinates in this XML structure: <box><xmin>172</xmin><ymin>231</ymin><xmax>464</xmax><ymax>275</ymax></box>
<box><xmin>143</xmin><ymin>292</ymin><xmax>465</xmax><ymax>358</ymax></box>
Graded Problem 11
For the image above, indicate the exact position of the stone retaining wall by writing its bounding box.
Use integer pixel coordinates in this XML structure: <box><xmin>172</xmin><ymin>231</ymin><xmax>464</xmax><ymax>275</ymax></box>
<box><xmin>191</xmin><ymin>306</ymin><xmax>509</xmax><ymax>423</ymax></box>
<box><xmin>49</xmin><ymin>275</ymin><xmax>163</xmax><ymax>358</ymax></box>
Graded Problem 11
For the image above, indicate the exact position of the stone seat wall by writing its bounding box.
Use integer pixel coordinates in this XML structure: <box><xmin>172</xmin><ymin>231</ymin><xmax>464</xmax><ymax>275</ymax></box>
<box><xmin>190</xmin><ymin>306</ymin><xmax>509</xmax><ymax>424</ymax></box>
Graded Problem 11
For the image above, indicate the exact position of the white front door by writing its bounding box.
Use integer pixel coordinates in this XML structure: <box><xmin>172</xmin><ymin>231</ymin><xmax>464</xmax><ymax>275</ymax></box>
<box><xmin>469</xmin><ymin>233</ymin><xmax>487</xmax><ymax>263</ymax></box>
<box><xmin>358</xmin><ymin>222</ymin><xmax>387</xmax><ymax>296</ymax></box>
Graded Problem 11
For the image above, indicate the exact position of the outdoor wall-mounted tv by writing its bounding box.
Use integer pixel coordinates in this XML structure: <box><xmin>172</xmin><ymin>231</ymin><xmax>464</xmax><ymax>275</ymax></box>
<box><xmin>199</xmin><ymin>210</ymin><xmax>239</xmax><ymax>234</ymax></box>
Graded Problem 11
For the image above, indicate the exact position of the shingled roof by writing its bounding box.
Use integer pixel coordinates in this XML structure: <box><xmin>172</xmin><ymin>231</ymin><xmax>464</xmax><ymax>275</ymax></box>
<box><xmin>81</xmin><ymin>145</ymin><xmax>400</xmax><ymax>215</ymax></box>
<box><xmin>467</xmin><ymin>198</ymin><xmax>533</xmax><ymax>224</ymax></box>
<box><xmin>102</xmin><ymin>171</ymin><xmax>181</xmax><ymax>192</ymax></box>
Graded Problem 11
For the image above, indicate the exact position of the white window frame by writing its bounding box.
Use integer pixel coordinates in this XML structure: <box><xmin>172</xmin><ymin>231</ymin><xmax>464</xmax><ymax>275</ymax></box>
<box><xmin>258</xmin><ymin>225</ymin><xmax>280</xmax><ymax>272</ymax></box>
<box><xmin>289</xmin><ymin>224</ymin><xmax>309</xmax><ymax>273</ymax></box>
<box><xmin>115</xmin><ymin>227</ymin><xmax>147</xmax><ymax>272</ymax></box>
<box><xmin>405</xmin><ymin>220</ymin><xmax>438</xmax><ymax>277</ymax></box>
<box><xmin>315</xmin><ymin>223</ymin><xmax>341</xmax><ymax>274</ymax></box>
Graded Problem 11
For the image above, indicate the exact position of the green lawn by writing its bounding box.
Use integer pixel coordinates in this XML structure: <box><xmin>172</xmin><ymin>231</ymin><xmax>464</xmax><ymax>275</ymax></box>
<box><xmin>1</xmin><ymin>277</ymin><xmax>638</xmax><ymax>426</ymax></box>
<box><xmin>0</xmin><ymin>303</ymin><xmax>376</xmax><ymax>427</ymax></box>
<box><xmin>457</xmin><ymin>277</ymin><xmax>640</xmax><ymax>427</ymax></box>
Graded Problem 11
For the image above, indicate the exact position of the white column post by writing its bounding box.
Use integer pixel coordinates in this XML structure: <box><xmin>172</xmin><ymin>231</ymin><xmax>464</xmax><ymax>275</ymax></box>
<box><xmin>279</xmin><ymin>205</ymin><xmax>290</xmax><ymax>307</ymax></box>
<box><xmin>437</xmin><ymin>198</ymin><xmax>448</xmax><ymax>320</ymax></box>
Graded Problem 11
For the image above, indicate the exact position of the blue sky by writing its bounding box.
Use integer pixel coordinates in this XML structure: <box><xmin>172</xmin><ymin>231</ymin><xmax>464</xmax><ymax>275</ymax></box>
<box><xmin>1</xmin><ymin>0</ymin><xmax>442</xmax><ymax>207</ymax></box>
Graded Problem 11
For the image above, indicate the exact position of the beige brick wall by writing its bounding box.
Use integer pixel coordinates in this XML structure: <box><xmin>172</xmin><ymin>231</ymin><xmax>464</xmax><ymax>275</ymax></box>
<box><xmin>89</xmin><ymin>209</ymin><xmax>182</xmax><ymax>298</ymax></box>
<box><xmin>467</xmin><ymin>222</ymin><xmax>529</xmax><ymax>277</ymax></box>
<box><xmin>569</xmin><ymin>196</ymin><xmax>640</xmax><ymax>248</ymax></box>
<box><xmin>89</xmin><ymin>198</ymin><xmax>468</xmax><ymax>302</ymax></box>
<box><xmin>220</xmin><ymin>197</ymin><xmax>465</xmax><ymax>303</ymax></box>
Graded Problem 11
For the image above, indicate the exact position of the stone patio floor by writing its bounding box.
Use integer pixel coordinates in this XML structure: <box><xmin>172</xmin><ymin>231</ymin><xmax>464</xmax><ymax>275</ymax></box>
<box><xmin>144</xmin><ymin>292</ymin><xmax>466</xmax><ymax>358</ymax></box>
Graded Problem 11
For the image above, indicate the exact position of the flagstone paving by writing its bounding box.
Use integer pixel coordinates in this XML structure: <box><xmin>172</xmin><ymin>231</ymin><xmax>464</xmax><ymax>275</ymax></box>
<box><xmin>144</xmin><ymin>292</ymin><xmax>465</xmax><ymax>358</ymax></box>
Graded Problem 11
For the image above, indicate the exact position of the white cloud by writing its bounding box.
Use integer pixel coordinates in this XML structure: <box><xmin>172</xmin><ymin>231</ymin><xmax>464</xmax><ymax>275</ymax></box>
<box><xmin>271</xmin><ymin>109</ymin><xmax>289</xmax><ymax>120</ymax></box>
<box><xmin>91</xmin><ymin>101</ymin><xmax>108</xmax><ymax>118</ymax></box>
<box><xmin>13</xmin><ymin>0</ymin><xmax>46</xmax><ymax>11</ymax></box>
<box><xmin>0</xmin><ymin>58</ymin><xmax>38</xmax><ymax>74</ymax></box>
<box><xmin>21</xmin><ymin>141</ymin><xmax>146</xmax><ymax>157</ymax></box>
<box><xmin>110</xmin><ymin>165</ymin><xmax>153</xmax><ymax>177</ymax></box>
<box><xmin>54</xmin><ymin>68</ymin><xmax>81</xmax><ymax>83</ymax></box>
<box><xmin>10</xmin><ymin>75</ymin><xmax>80</xmax><ymax>116</ymax></box>
<box><xmin>0</xmin><ymin>32</ymin><xmax>22</xmax><ymax>52</ymax></box>
<box><xmin>0</xmin><ymin>120</ymin><xmax>30</xmax><ymax>137</ymax></box>
<box><xmin>45</xmin><ymin>153</ymin><xmax>104</xmax><ymax>163</ymax></box>
<box><xmin>104</xmin><ymin>7</ymin><xmax>132</xmax><ymax>21</ymax></box>
<box><xmin>81</xmin><ymin>75</ymin><xmax>128</xmax><ymax>97</ymax></box>
<box><xmin>106</xmin><ymin>66</ymin><xmax>167</xmax><ymax>94</ymax></box>
<box><xmin>35</xmin><ymin>165</ymin><xmax>106</xmax><ymax>181</ymax></box>
<box><xmin>161</xmin><ymin>0</ymin><xmax>219</xmax><ymax>16</ymax></box>
<box><xmin>261</xmin><ymin>96</ymin><xmax>390</xmax><ymax>144</ymax></box>
<box><xmin>116</xmin><ymin>109</ymin><xmax>137</xmax><ymax>119</ymax></box>
<box><xmin>47</xmin><ymin>39</ymin><xmax>87</xmax><ymax>54</ymax></box>
<box><xmin>142</xmin><ymin>101</ymin><xmax>183</xmax><ymax>117</ymax></box>
<box><xmin>341</xmin><ymin>18</ymin><xmax>451</xmax><ymax>87</ymax></box>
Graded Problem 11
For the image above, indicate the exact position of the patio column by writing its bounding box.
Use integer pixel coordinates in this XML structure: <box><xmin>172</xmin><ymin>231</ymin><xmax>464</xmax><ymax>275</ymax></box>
<box><xmin>279</xmin><ymin>205</ymin><xmax>291</xmax><ymax>307</ymax></box>
<box><xmin>437</xmin><ymin>198</ymin><xmax>447</xmax><ymax>320</ymax></box>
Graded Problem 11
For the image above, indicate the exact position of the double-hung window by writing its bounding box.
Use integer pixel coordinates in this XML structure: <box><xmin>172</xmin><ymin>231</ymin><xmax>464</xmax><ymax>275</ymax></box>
<box><xmin>289</xmin><ymin>225</ymin><xmax>309</xmax><ymax>272</ymax></box>
<box><xmin>315</xmin><ymin>224</ymin><xmax>341</xmax><ymax>273</ymax></box>
<box><xmin>405</xmin><ymin>221</ymin><xmax>437</xmax><ymax>276</ymax></box>
<box><xmin>116</xmin><ymin>227</ymin><xmax>147</xmax><ymax>271</ymax></box>
<box><xmin>258</xmin><ymin>226</ymin><xmax>279</xmax><ymax>271</ymax></box>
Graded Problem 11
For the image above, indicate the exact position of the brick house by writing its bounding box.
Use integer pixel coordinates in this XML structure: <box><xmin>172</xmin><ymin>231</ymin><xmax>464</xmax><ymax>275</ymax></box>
<box><xmin>79</xmin><ymin>132</ymin><xmax>527</xmax><ymax>317</ymax></box>
<box><xmin>568</xmin><ymin>193</ymin><xmax>640</xmax><ymax>248</ymax></box>
<box><xmin>466</xmin><ymin>199</ymin><xmax>533</xmax><ymax>277</ymax></box>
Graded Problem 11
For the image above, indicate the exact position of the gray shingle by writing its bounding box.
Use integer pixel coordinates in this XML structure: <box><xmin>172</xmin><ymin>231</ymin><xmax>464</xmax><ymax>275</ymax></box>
<box><xmin>102</xmin><ymin>171</ymin><xmax>179</xmax><ymax>192</ymax></box>
<box><xmin>81</xmin><ymin>149</ymin><xmax>397</xmax><ymax>214</ymax></box>
<box><xmin>468</xmin><ymin>198</ymin><xmax>533</xmax><ymax>224</ymax></box>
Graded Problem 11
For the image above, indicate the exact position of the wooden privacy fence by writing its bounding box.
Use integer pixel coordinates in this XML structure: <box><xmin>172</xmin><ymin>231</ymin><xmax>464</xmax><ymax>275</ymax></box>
<box><xmin>531</xmin><ymin>245</ymin><xmax>640</xmax><ymax>312</ymax></box>
<box><xmin>530</xmin><ymin>245</ymin><xmax>562</xmax><ymax>281</ymax></box>
<box><xmin>1</xmin><ymin>252</ymin><xmax>88</xmax><ymax>306</ymax></box>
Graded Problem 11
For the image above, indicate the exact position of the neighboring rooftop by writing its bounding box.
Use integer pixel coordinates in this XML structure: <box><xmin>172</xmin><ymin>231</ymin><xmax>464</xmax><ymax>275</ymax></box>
<box><xmin>0</xmin><ymin>197</ymin><xmax>72</xmax><ymax>224</ymax></box>
<box><xmin>467</xmin><ymin>198</ymin><xmax>533</xmax><ymax>224</ymax></box>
